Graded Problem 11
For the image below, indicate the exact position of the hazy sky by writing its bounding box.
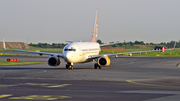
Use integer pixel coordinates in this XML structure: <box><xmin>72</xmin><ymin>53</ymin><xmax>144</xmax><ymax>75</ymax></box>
<box><xmin>1</xmin><ymin>0</ymin><xmax>180</xmax><ymax>44</ymax></box>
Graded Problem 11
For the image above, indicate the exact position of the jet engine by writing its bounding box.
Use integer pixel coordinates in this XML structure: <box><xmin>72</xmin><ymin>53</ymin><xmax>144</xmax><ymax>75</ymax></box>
<box><xmin>97</xmin><ymin>56</ymin><xmax>110</xmax><ymax>67</ymax></box>
<box><xmin>48</xmin><ymin>56</ymin><xmax>60</xmax><ymax>66</ymax></box>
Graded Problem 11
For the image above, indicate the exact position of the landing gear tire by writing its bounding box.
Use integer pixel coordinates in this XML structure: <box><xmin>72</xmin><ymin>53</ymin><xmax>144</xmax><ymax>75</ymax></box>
<box><xmin>66</xmin><ymin>65</ymin><xmax>69</xmax><ymax>69</ymax></box>
<box><xmin>94</xmin><ymin>64</ymin><xmax>98</xmax><ymax>69</ymax></box>
<box><xmin>94</xmin><ymin>63</ymin><xmax>101</xmax><ymax>69</ymax></box>
<box><xmin>69</xmin><ymin>65</ymin><xmax>73</xmax><ymax>70</ymax></box>
<box><xmin>66</xmin><ymin>63</ymin><xmax>73</xmax><ymax>70</ymax></box>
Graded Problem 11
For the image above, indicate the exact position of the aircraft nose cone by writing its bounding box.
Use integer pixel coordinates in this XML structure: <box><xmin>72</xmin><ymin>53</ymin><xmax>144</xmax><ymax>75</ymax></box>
<box><xmin>64</xmin><ymin>52</ymin><xmax>72</xmax><ymax>62</ymax></box>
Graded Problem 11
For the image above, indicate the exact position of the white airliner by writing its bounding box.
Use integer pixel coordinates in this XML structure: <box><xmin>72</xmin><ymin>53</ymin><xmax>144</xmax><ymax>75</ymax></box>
<box><xmin>3</xmin><ymin>9</ymin><xmax>175</xmax><ymax>70</ymax></box>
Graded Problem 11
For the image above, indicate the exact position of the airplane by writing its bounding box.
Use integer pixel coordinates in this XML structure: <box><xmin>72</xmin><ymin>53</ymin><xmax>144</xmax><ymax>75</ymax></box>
<box><xmin>3</xmin><ymin>9</ymin><xmax>176</xmax><ymax>70</ymax></box>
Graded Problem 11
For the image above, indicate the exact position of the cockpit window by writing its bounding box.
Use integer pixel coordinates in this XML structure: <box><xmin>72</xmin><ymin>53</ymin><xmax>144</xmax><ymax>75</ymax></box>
<box><xmin>64</xmin><ymin>48</ymin><xmax>76</xmax><ymax>51</ymax></box>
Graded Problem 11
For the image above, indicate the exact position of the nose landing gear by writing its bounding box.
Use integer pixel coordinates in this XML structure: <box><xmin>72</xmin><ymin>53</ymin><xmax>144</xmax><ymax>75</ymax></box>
<box><xmin>66</xmin><ymin>63</ymin><xmax>73</xmax><ymax>70</ymax></box>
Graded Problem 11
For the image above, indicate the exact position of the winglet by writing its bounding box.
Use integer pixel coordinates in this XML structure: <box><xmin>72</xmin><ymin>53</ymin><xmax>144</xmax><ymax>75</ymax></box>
<box><xmin>90</xmin><ymin>8</ymin><xmax>98</xmax><ymax>42</ymax></box>
<box><xmin>3</xmin><ymin>38</ymin><xmax>6</xmax><ymax>49</ymax></box>
<box><xmin>65</xmin><ymin>40</ymin><xmax>73</xmax><ymax>43</ymax></box>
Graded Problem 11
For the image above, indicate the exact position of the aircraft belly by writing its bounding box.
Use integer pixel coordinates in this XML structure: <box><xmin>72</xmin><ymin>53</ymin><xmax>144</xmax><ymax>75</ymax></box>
<box><xmin>68</xmin><ymin>54</ymin><xmax>86</xmax><ymax>63</ymax></box>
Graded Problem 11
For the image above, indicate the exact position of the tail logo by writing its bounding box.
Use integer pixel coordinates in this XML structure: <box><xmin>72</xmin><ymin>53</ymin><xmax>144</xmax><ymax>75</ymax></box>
<box><xmin>90</xmin><ymin>9</ymin><xmax>98</xmax><ymax>42</ymax></box>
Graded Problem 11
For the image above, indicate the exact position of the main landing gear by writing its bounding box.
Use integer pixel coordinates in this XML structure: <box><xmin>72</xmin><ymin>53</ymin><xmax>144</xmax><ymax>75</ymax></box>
<box><xmin>66</xmin><ymin>63</ymin><xmax>101</xmax><ymax>70</ymax></box>
<box><xmin>66</xmin><ymin>63</ymin><xmax>73</xmax><ymax>70</ymax></box>
<box><xmin>94</xmin><ymin>63</ymin><xmax>101</xmax><ymax>69</ymax></box>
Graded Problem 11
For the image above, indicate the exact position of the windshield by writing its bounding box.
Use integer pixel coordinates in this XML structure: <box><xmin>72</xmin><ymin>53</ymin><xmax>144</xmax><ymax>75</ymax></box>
<box><xmin>64</xmin><ymin>48</ymin><xmax>76</xmax><ymax>51</ymax></box>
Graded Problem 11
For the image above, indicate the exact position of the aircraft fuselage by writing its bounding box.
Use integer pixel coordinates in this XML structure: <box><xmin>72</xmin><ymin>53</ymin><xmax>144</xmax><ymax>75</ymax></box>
<box><xmin>63</xmin><ymin>42</ymin><xmax>100</xmax><ymax>63</ymax></box>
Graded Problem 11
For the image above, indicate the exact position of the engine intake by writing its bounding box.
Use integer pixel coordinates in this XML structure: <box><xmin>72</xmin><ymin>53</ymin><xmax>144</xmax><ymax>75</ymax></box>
<box><xmin>97</xmin><ymin>56</ymin><xmax>110</xmax><ymax>67</ymax></box>
<box><xmin>48</xmin><ymin>56</ymin><xmax>60</xmax><ymax>66</ymax></box>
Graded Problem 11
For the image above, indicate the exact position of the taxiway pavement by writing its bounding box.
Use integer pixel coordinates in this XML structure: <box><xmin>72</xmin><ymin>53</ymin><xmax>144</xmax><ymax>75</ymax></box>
<box><xmin>0</xmin><ymin>56</ymin><xmax>180</xmax><ymax>101</ymax></box>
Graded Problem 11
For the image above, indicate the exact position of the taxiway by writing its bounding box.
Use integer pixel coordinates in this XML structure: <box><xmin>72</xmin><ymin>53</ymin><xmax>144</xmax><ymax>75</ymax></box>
<box><xmin>0</xmin><ymin>56</ymin><xmax>180</xmax><ymax>101</ymax></box>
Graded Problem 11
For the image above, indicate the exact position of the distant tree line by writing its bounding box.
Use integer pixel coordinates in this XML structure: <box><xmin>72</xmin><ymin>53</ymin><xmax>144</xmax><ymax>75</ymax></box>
<box><xmin>97</xmin><ymin>39</ymin><xmax>180</xmax><ymax>48</ymax></box>
<box><xmin>29</xmin><ymin>43</ymin><xmax>67</xmax><ymax>48</ymax></box>
<box><xmin>29</xmin><ymin>40</ymin><xmax>180</xmax><ymax>48</ymax></box>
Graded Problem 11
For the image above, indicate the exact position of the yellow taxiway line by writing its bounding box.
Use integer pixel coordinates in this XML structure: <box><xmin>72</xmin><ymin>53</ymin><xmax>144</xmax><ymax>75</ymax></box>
<box><xmin>126</xmin><ymin>77</ymin><xmax>180</xmax><ymax>88</ymax></box>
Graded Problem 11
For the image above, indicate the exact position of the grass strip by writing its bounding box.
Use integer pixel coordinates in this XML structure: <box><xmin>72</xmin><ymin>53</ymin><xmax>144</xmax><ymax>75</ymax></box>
<box><xmin>0</xmin><ymin>61</ymin><xmax>42</xmax><ymax>66</ymax></box>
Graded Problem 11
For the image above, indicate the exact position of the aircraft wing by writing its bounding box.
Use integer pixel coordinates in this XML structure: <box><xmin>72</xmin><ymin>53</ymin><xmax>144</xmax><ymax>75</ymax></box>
<box><xmin>4</xmin><ymin>48</ymin><xmax>64</xmax><ymax>57</ymax></box>
<box><xmin>92</xmin><ymin>41</ymin><xmax>176</xmax><ymax>58</ymax></box>
<box><xmin>3</xmin><ymin>38</ymin><xmax>64</xmax><ymax>58</ymax></box>
<box><xmin>100</xmin><ymin>42</ymin><xmax>123</xmax><ymax>46</ymax></box>
<box><xmin>89</xmin><ymin>48</ymin><xmax>174</xmax><ymax>59</ymax></box>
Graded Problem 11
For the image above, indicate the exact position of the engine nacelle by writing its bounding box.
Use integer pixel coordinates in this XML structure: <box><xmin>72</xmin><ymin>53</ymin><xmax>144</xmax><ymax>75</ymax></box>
<box><xmin>97</xmin><ymin>56</ymin><xmax>110</xmax><ymax>67</ymax></box>
<box><xmin>48</xmin><ymin>56</ymin><xmax>60</xmax><ymax>66</ymax></box>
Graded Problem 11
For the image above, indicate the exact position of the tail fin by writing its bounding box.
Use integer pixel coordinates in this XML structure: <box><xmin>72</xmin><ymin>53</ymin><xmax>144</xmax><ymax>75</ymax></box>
<box><xmin>173</xmin><ymin>40</ymin><xmax>177</xmax><ymax>49</ymax></box>
<box><xmin>90</xmin><ymin>8</ymin><xmax>98</xmax><ymax>42</ymax></box>
<box><xmin>3</xmin><ymin>38</ymin><xmax>6</xmax><ymax>49</ymax></box>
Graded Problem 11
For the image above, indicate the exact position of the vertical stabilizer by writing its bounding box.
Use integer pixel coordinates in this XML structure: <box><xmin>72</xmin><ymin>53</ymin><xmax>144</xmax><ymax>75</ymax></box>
<box><xmin>90</xmin><ymin>9</ymin><xmax>98</xmax><ymax>42</ymax></box>
<box><xmin>3</xmin><ymin>38</ymin><xmax>6</xmax><ymax>49</ymax></box>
